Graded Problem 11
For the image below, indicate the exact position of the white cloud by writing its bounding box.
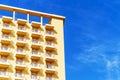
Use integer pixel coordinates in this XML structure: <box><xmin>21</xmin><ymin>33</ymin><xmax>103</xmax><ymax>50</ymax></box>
<box><xmin>74</xmin><ymin>43</ymin><xmax>120</xmax><ymax>80</ymax></box>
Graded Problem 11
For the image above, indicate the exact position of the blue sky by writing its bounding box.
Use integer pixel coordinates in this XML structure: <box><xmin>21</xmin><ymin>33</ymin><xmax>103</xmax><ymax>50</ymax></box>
<box><xmin>1</xmin><ymin>0</ymin><xmax>120</xmax><ymax>80</ymax></box>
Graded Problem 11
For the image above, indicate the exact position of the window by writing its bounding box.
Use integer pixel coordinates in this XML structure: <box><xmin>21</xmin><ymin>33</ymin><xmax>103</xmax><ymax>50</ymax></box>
<box><xmin>15</xmin><ymin>70</ymin><xmax>22</xmax><ymax>77</ymax></box>
<box><xmin>2</xmin><ymin>33</ymin><xmax>9</xmax><ymax>39</ymax></box>
<box><xmin>3</xmin><ymin>23</ymin><xmax>9</xmax><ymax>28</ymax></box>
<box><xmin>0</xmin><ymin>55</ymin><xmax>7</xmax><ymax>62</ymax></box>
<box><xmin>46</xmin><ymin>62</ymin><xmax>52</xmax><ymax>69</ymax></box>
<box><xmin>32</xmin><ymin>27</ymin><xmax>39</xmax><ymax>33</ymax></box>
<box><xmin>46</xmin><ymin>74</ymin><xmax>52</xmax><ymax>80</ymax></box>
<box><xmin>17</xmin><ymin>35</ymin><xmax>24</xmax><ymax>41</ymax></box>
<box><xmin>18</xmin><ymin>25</ymin><xmax>26</xmax><ymax>30</ymax></box>
<box><xmin>16</xmin><ymin>58</ymin><xmax>23</xmax><ymax>65</ymax></box>
<box><xmin>0</xmin><ymin>69</ymin><xmax>6</xmax><ymax>75</ymax></box>
<box><xmin>31</xmin><ymin>72</ymin><xmax>37</xmax><ymax>79</ymax></box>
<box><xmin>1</xmin><ymin>44</ymin><xmax>9</xmax><ymax>50</ymax></box>
<box><xmin>17</xmin><ymin>47</ymin><xmax>23</xmax><ymax>53</ymax></box>
<box><xmin>31</xmin><ymin>60</ymin><xmax>38</xmax><ymax>67</ymax></box>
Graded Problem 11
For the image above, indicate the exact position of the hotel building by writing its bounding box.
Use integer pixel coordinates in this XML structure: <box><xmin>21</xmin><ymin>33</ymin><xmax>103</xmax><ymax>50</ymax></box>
<box><xmin>0</xmin><ymin>4</ymin><xmax>65</xmax><ymax>80</ymax></box>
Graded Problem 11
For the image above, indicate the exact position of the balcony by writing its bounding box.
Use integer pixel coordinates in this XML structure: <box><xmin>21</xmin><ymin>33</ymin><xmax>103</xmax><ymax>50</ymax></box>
<box><xmin>32</xmin><ymin>28</ymin><xmax>42</xmax><ymax>37</ymax></box>
<box><xmin>1</xmin><ymin>35</ymin><xmax>11</xmax><ymax>44</ymax></box>
<box><xmin>31</xmin><ymin>39</ymin><xmax>42</xmax><ymax>48</ymax></box>
<box><xmin>31</xmin><ymin>51</ymin><xmax>41</xmax><ymax>59</ymax></box>
<box><xmin>17</xmin><ymin>25</ymin><xmax>27</xmax><ymax>35</ymax></box>
<box><xmin>46</xmin><ymin>31</ymin><xmax>55</xmax><ymax>40</ymax></box>
<box><xmin>15</xmin><ymin>61</ymin><xmax>26</xmax><ymax>69</ymax></box>
<box><xmin>46</xmin><ymin>53</ymin><xmax>56</xmax><ymax>62</ymax></box>
<box><xmin>31</xmin><ymin>63</ymin><xmax>41</xmax><ymax>71</ymax></box>
<box><xmin>15</xmin><ymin>73</ymin><xmax>25</xmax><ymax>80</ymax></box>
<box><xmin>0</xmin><ymin>71</ymin><xmax>9</xmax><ymax>79</ymax></box>
<box><xmin>46</xmin><ymin>41</ymin><xmax>56</xmax><ymax>50</ymax></box>
<box><xmin>46</xmin><ymin>77</ymin><xmax>54</xmax><ymax>80</ymax></box>
<box><xmin>0</xmin><ymin>46</ymin><xmax>11</xmax><ymax>55</ymax></box>
<box><xmin>16</xmin><ymin>48</ymin><xmax>26</xmax><ymax>57</ymax></box>
<box><xmin>46</xmin><ymin>65</ymin><xmax>56</xmax><ymax>73</ymax></box>
<box><xmin>16</xmin><ymin>37</ymin><xmax>27</xmax><ymax>46</ymax></box>
<box><xmin>2</xmin><ymin>23</ymin><xmax>12</xmax><ymax>32</ymax></box>
<box><xmin>0</xmin><ymin>59</ymin><xmax>10</xmax><ymax>68</ymax></box>
<box><xmin>31</xmin><ymin>76</ymin><xmax>41</xmax><ymax>80</ymax></box>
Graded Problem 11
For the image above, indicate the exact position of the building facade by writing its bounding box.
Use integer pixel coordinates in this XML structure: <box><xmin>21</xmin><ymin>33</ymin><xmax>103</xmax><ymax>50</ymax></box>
<box><xmin>0</xmin><ymin>4</ymin><xmax>65</xmax><ymax>80</ymax></box>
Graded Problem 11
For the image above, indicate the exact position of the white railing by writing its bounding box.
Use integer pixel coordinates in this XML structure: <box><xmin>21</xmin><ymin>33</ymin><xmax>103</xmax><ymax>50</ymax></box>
<box><xmin>46</xmin><ymin>41</ymin><xmax>55</xmax><ymax>47</ymax></box>
<box><xmin>46</xmin><ymin>65</ymin><xmax>55</xmax><ymax>69</ymax></box>
<box><xmin>0</xmin><ymin>71</ymin><xmax>9</xmax><ymax>76</ymax></box>
<box><xmin>17</xmin><ymin>37</ymin><xmax>26</xmax><ymax>42</ymax></box>
<box><xmin>17</xmin><ymin>48</ymin><xmax>26</xmax><ymax>54</ymax></box>
<box><xmin>32</xmin><ymin>28</ymin><xmax>41</xmax><ymax>33</ymax></box>
<box><xmin>16</xmin><ymin>61</ymin><xmax>25</xmax><ymax>66</ymax></box>
<box><xmin>46</xmin><ymin>77</ymin><xmax>53</xmax><ymax>80</ymax></box>
<box><xmin>2</xmin><ymin>35</ymin><xmax>10</xmax><ymax>39</ymax></box>
<box><xmin>46</xmin><ymin>53</ymin><xmax>54</xmax><ymax>58</ymax></box>
<box><xmin>31</xmin><ymin>51</ymin><xmax>40</xmax><ymax>56</ymax></box>
<box><xmin>31</xmin><ymin>63</ymin><xmax>40</xmax><ymax>68</ymax></box>
<box><xmin>0</xmin><ymin>46</ymin><xmax>10</xmax><ymax>51</ymax></box>
<box><xmin>15</xmin><ymin>73</ymin><xmax>24</xmax><ymax>78</ymax></box>
<box><xmin>18</xmin><ymin>26</ymin><xmax>26</xmax><ymax>31</ymax></box>
<box><xmin>0</xmin><ymin>58</ymin><xmax>8</xmax><ymax>63</ymax></box>
<box><xmin>3</xmin><ymin>23</ymin><xmax>12</xmax><ymax>29</ymax></box>
<box><xmin>31</xmin><ymin>76</ymin><xmax>41</xmax><ymax>80</ymax></box>
<box><xmin>32</xmin><ymin>39</ymin><xmax>40</xmax><ymax>44</ymax></box>
<box><xmin>46</xmin><ymin>31</ymin><xmax>54</xmax><ymax>36</ymax></box>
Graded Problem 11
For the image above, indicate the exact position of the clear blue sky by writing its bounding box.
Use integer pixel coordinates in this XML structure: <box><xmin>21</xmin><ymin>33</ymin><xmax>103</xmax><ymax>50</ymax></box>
<box><xmin>1</xmin><ymin>0</ymin><xmax>120</xmax><ymax>80</ymax></box>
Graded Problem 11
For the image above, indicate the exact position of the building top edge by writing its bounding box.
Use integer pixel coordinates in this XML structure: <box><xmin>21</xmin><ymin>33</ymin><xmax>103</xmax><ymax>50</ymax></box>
<box><xmin>0</xmin><ymin>4</ymin><xmax>65</xmax><ymax>20</ymax></box>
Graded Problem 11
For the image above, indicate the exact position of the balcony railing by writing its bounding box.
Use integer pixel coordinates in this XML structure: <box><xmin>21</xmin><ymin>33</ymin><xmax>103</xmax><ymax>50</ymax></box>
<box><xmin>15</xmin><ymin>73</ymin><xmax>24</xmax><ymax>78</ymax></box>
<box><xmin>0</xmin><ymin>59</ymin><xmax>8</xmax><ymax>63</ymax></box>
<box><xmin>18</xmin><ymin>26</ymin><xmax>26</xmax><ymax>31</ymax></box>
<box><xmin>17</xmin><ymin>49</ymin><xmax>26</xmax><ymax>54</ymax></box>
<box><xmin>17</xmin><ymin>37</ymin><xmax>26</xmax><ymax>41</ymax></box>
<box><xmin>31</xmin><ymin>63</ymin><xmax>40</xmax><ymax>67</ymax></box>
<box><xmin>32</xmin><ymin>39</ymin><xmax>40</xmax><ymax>44</ymax></box>
<box><xmin>46</xmin><ymin>77</ymin><xmax>55</xmax><ymax>80</ymax></box>
<box><xmin>31</xmin><ymin>51</ymin><xmax>40</xmax><ymax>56</ymax></box>
<box><xmin>0</xmin><ymin>46</ymin><xmax>10</xmax><ymax>51</ymax></box>
<box><xmin>46</xmin><ymin>31</ymin><xmax>54</xmax><ymax>36</ymax></box>
<box><xmin>2</xmin><ymin>35</ymin><xmax>10</xmax><ymax>39</ymax></box>
<box><xmin>3</xmin><ymin>24</ymin><xmax>12</xmax><ymax>29</ymax></box>
<box><xmin>16</xmin><ymin>61</ymin><xmax>25</xmax><ymax>65</ymax></box>
<box><xmin>32</xmin><ymin>28</ymin><xmax>41</xmax><ymax>34</ymax></box>
<box><xmin>31</xmin><ymin>76</ymin><xmax>41</xmax><ymax>80</ymax></box>
<box><xmin>46</xmin><ymin>53</ymin><xmax>54</xmax><ymax>58</ymax></box>
<box><xmin>0</xmin><ymin>71</ymin><xmax>9</xmax><ymax>77</ymax></box>
<box><xmin>46</xmin><ymin>42</ymin><xmax>55</xmax><ymax>47</ymax></box>
<box><xmin>46</xmin><ymin>65</ymin><xmax>55</xmax><ymax>69</ymax></box>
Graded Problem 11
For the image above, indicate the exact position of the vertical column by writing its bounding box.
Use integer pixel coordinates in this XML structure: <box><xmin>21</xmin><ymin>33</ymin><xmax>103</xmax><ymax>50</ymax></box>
<box><xmin>41</xmin><ymin>16</ymin><xmax>43</xmax><ymax>26</ymax></box>
<box><xmin>13</xmin><ymin>11</ymin><xmax>15</xmax><ymax>21</ymax></box>
<box><xmin>27</xmin><ymin>14</ymin><xmax>29</xmax><ymax>23</ymax></box>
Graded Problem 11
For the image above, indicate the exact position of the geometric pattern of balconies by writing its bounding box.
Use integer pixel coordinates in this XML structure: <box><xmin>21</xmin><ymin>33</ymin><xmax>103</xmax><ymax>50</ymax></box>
<box><xmin>0</xmin><ymin>14</ymin><xmax>59</xmax><ymax>80</ymax></box>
